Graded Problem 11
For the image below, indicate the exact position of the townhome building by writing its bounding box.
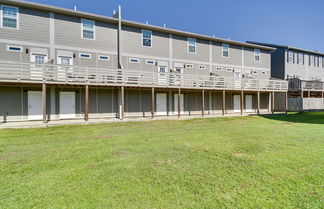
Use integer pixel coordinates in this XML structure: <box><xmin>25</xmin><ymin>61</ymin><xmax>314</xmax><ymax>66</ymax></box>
<box><xmin>248</xmin><ymin>42</ymin><xmax>324</xmax><ymax>111</ymax></box>
<box><xmin>0</xmin><ymin>0</ymin><xmax>288</xmax><ymax>123</ymax></box>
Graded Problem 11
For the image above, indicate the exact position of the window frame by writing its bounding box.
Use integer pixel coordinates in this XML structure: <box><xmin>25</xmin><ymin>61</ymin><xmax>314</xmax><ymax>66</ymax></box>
<box><xmin>146</xmin><ymin>60</ymin><xmax>156</xmax><ymax>65</ymax></box>
<box><xmin>222</xmin><ymin>43</ymin><xmax>229</xmax><ymax>58</ymax></box>
<box><xmin>319</xmin><ymin>57</ymin><xmax>323</xmax><ymax>68</ymax></box>
<box><xmin>1</xmin><ymin>5</ymin><xmax>19</xmax><ymax>30</ymax></box>
<box><xmin>141</xmin><ymin>29</ymin><xmax>152</xmax><ymax>48</ymax></box>
<box><xmin>254</xmin><ymin>49</ymin><xmax>261</xmax><ymax>62</ymax></box>
<box><xmin>129</xmin><ymin>58</ymin><xmax>140</xmax><ymax>63</ymax></box>
<box><xmin>6</xmin><ymin>45</ymin><xmax>22</xmax><ymax>52</ymax></box>
<box><xmin>81</xmin><ymin>19</ymin><xmax>95</xmax><ymax>40</ymax></box>
<box><xmin>297</xmin><ymin>52</ymin><xmax>304</xmax><ymax>65</ymax></box>
<box><xmin>79</xmin><ymin>53</ymin><xmax>92</xmax><ymax>59</ymax></box>
<box><xmin>187</xmin><ymin>37</ymin><xmax>196</xmax><ymax>53</ymax></box>
<box><xmin>288</xmin><ymin>50</ymin><xmax>294</xmax><ymax>63</ymax></box>
<box><xmin>98</xmin><ymin>55</ymin><xmax>110</xmax><ymax>61</ymax></box>
<box><xmin>309</xmin><ymin>55</ymin><xmax>315</xmax><ymax>66</ymax></box>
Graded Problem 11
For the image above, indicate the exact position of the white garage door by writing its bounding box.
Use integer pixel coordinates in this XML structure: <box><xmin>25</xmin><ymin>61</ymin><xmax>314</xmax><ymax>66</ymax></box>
<box><xmin>59</xmin><ymin>92</ymin><xmax>76</xmax><ymax>119</ymax></box>
<box><xmin>28</xmin><ymin>91</ymin><xmax>42</xmax><ymax>120</ymax></box>
<box><xmin>245</xmin><ymin>95</ymin><xmax>253</xmax><ymax>112</ymax></box>
<box><xmin>233</xmin><ymin>95</ymin><xmax>241</xmax><ymax>113</ymax></box>
<box><xmin>156</xmin><ymin>93</ymin><xmax>167</xmax><ymax>116</ymax></box>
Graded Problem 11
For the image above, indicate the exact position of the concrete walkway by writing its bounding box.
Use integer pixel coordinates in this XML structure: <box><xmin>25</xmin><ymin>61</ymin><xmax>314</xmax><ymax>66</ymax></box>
<box><xmin>0</xmin><ymin>112</ymin><xmax>279</xmax><ymax>129</ymax></box>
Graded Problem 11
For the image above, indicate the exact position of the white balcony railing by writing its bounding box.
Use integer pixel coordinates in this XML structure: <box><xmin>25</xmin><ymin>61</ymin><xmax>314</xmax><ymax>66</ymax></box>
<box><xmin>0</xmin><ymin>61</ymin><xmax>288</xmax><ymax>91</ymax></box>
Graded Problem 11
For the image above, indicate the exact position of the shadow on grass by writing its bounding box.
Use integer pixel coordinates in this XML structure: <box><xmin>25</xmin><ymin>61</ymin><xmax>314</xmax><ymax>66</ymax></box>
<box><xmin>260</xmin><ymin>112</ymin><xmax>324</xmax><ymax>125</ymax></box>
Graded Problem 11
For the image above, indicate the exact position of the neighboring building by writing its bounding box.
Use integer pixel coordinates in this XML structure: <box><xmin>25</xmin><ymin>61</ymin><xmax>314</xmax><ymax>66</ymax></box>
<box><xmin>248</xmin><ymin>41</ymin><xmax>324</xmax><ymax>111</ymax></box>
<box><xmin>0</xmin><ymin>0</ymin><xmax>287</xmax><ymax>123</ymax></box>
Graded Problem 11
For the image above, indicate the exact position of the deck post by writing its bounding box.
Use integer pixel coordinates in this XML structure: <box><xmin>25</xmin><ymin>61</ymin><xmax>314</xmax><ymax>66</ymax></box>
<box><xmin>178</xmin><ymin>88</ymin><xmax>181</xmax><ymax>117</ymax></box>
<box><xmin>285</xmin><ymin>91</ymin><xmax>288</xmax><ymax>114</ymax></box>
<box><xmin>322</xmin><ymin>91</ymin><xmax>324</xmax><ymax>98</ymax></box>
<box><xmin>308</xmin><ymin>90</ymin><xmax>310</xmax><ymax>98</ymax></box>
<box><xmin>42</xmin><ymin>83</ymin><xmax>46</xmax><ymax>124</ymax></box>
<box><xmin>257</xmin><ymin>91</ymin><xmax>260</xmax><ymax>115</ymax></box>
<box><xmin>272</xmin><ymin>91</ymin><xmax>275</xmax><ymax>114</ymax></box>
<box><xmin>151</xmin><ymin>87</ymin><xmax>155</xmax><ymax>118</ymax></box>
<box><xmin>85</xmin><ymin>85</ymin><xmax>89</xmax><ymax>121</ymax></box>
<box><xmin>202</xmin><ymin>89</ymin><xmax>205</xmax><ymax>117</ymax></box>
<box><xmin>120</xmin><ymin>86</ymin><xmax>124</xmax><ymax>120</ymax></box>
<box><xmin>301</xmin><ymin>90</ymin><xmax>303</xmax><ymax>98</ymax></box>
<box><xmin>222</xmin><ymin>90</ymin><xmax>225</xmax><ymax>116</ymax></box>
<box><xmin>208</xmin><ymin>91</ymin><xmax>212</xmax><ymax>115</ymax></box>
<box><xmin>240</xmin><ymin>90</ymin><xmax>244</xmax><ymax>115</ymax></box>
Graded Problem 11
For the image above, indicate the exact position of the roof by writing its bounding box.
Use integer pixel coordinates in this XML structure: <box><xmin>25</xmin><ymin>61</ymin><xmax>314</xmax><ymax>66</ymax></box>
<box><xmin>0</xmin><ymin>0</ymin><xmax>274</xmax><ymax>51</ymax></box>
<box><xmin>247</xmin><ymin>41</ymin><xmax>324</xmax><ymax>56</ymax></box>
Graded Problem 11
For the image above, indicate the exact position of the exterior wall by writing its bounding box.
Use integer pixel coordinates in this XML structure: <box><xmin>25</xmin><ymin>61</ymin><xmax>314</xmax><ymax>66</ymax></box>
<box><xmin>271</xmin><ymin>48</ymin><xmax>285</xmax><ymax>79</ymax></box>
<box><xmin>288</xmin><ymin>98</ymin><xmax>324</xmax><ymax>112</ymax></box>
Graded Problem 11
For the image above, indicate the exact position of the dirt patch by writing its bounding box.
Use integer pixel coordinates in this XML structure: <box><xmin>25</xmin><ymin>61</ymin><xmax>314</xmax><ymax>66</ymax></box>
<box><xmin>232</xmin><ymin>153</ymin><xmax>247</xmax><ymax>157</ymax></box>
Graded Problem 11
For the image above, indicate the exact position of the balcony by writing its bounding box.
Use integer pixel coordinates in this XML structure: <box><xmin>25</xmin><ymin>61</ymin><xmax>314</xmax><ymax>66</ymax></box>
<box><xmin>288</xmin><ymin>78</ymin><xmax>324</xmax><ymax>92</ymax></box>
<box><xmin>0</xmin><ymin>61</ymin><xmax>288</xmax><ymax>91</ymax></box>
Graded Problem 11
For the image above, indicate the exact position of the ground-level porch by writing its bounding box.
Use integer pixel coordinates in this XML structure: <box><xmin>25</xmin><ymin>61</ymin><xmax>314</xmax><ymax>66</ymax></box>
<box><xmin>0</xmin><ymin>84</ymin><xmax>287</xmax><ymax>123</ymax></box>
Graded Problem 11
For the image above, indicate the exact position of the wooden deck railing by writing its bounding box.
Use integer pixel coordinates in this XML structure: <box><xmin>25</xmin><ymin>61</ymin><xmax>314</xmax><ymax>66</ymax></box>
<box><xmin>288</xmin><ymin>78</ymin><xmax>324</xmax><ymax>91</ymax></box>
<box><xmin>0</xmin><ymin>61</ymin><xmax>288</xmax><ymax>91</ymax></box>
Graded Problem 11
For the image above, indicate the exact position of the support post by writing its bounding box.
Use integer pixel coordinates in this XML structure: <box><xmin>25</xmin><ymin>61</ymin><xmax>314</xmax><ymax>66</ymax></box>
<box><xmin>42</xmin><ymin>83</ymin><xmax>46</xmax><ymax>124</ymax></box>
<box><xmin>308</xmin><ymin>91</ymin><xmax>310</xmax><ymax>98</ymax></box>
<box><xmin>285</xmin><ymin>91</ymin><xmax>288</xmax><ymax>114</ymax></box>
<box><xmin>202</xmin><ymin>89</ymin><xmax>205</xmax><ymax>117</ymax></box>
<box><xmin>120</xmin><ymin>86</ymin><xmax>124</xmax><ymax>120</ymax></box>
<box><xmin>178</xmin><ymin>88</ymin><xmax>181</xmax><ymax>117</ymax></box>
<box><xmin>257</xmin><ymin>91</ymin><xmax>260</xmax><ymax>115</ymax></box>
<box><xmin>301</xmin><ymin>91</ymin><xmax>303</xmax><ymax>98</ymax></box>
<box><xmin>272</xmin><ymin>91</ymin><xmax>275</xmax><ymax>114</ymax></box>
<box><xmin>151</xmin><ymin>87</ymin><xmax>154</xmax><ymax>118</ymax></box>
<box><xmin>322</xmin><ymin>91</ymin><xmax>324</xmax><ymax>98</ymax></box>
<box><xmin>85</xmin><ymin>85</ymin><xmax>89</xmax><ymax>121</ymax></box>
<box><xmin>222</xmin><ymin>90</ymin><xmax>225</xmax><ymax>116</ymax></box>
<box><xmin>240</xmin><ymin>91</ymin><xmax>244</xmax><ymax>115</ymax></box>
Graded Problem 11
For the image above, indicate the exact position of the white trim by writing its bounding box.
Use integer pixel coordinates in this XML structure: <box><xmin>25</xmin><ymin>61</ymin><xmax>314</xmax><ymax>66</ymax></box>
<box><xmin>129</xmin><ymin>58</ymin><xmax>140</xmax><ymax>63</ymax></box>
<box><xmin>141</xmin><ymin>29</ymin><xmax>152</xmax><ymax>48</ymax></box>
<box><xmin>0</xmin><ymin>5</ymin><xmax>19</xmax><ymax>30</ymax></box>
<box><xmin>222</xmin><ymin>43</ymin><xmax>229</xmax><ymax>58</ymax></box>
<box><xmin>79</xmin><ymin>53</ymin><xmax>92</xmax><ymax>59</ymax></box>
<box><xmin>81</xmin><ymin>19</ymin><xmax>95</xmax><ymax>40</ymax></box>
<box><xmin>146</xmin><ymin>60</ymin><xmax>155</xmax><ymax>65</ymax></box>
<box><xmin>98</xmin><ymin>55</ymin><xmax>110</xmax><ymax>61</ymax></box>
<box><xmin>187</xmin><ymin>37</ymin><xmax>196</xmax><ymax>54</ymax></box>
<box><xmin>254</xmin><ymin>49</ymin><xmax>261</xmax><ymax>62</ymax></box>
<box><xmin>287</xmin><ymin>50</ymin><xmax>294</xmax><ymax>63</ymax></box>
<box><xmin>6</xmin><ymin>45</ymin><xmax>22</xmax><ymax>52</ymax></box>
<box><xmin>297</xmin><ymin>52</ymin><xmax>304</xmax><ymax>65</ymax></box>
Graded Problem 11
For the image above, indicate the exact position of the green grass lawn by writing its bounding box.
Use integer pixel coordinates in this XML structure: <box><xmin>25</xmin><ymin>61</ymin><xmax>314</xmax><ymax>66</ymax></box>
<box><xmin>0</xmin><ymin>113</ymin><xmax>323</xmax><ymax>209</ymax></box>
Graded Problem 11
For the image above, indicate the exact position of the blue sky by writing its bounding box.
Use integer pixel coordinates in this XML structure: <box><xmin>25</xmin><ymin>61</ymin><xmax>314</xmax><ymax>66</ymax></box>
<box><xmin>29</xmin><ymin>0</ymin><xmax>324</xmax><ymax>52</ymax></box>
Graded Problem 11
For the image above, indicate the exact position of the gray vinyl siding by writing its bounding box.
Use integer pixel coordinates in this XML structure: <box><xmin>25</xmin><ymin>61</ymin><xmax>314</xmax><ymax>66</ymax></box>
<box><xmin>121</xmin><ymin>26</ymin><xmax>169</xmax><ymax>57</ymax></box>
<box><xmin>0</xmin><ymin>86</ymin><xmax>22</xmax><ymax>121</ymax></box>
<box><xmin>212</xmin><ymin>42</ymin><xmax>242</xmax><ymax>66</ymax></box>
<box><xmin>172</xmin><ymin>35</ymin><xmax>209</xmax><ymax>62</ymax></box>
<box><xmin>54</xmin><ymin>14</ymin><xmax>117</xmax><ymax>51</ymax></box>
<box><xmin>0</xmin><ymin>7</ymin><xmax>50</xmax><ymax>44</ymax></box>
<box><xmin>244</xmin><ymin>48</ymin><xmax>270</xmax><ymax>69</ymax></box>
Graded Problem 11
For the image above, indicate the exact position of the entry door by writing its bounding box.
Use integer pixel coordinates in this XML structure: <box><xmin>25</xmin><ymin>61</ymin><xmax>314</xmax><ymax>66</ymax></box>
<box><xmin>30</xmin><ymin>54</ymin><xmax>48</xmax><ymax>80</ymax></box>
<box><xmin>59</xmin><ymin>92</ymin><xmax>76</xmax><ymax>119</ymax></box>
<box><xmin>28</xmin><ymin>91</ymin><xmax>42</xmax><ymax>120</ymax></box>
<box><xmin>233</xmin><ymin>95</ymin><xmax>241</xmax><ymax>112</ymax></box>
<box><xmin>245</xmin><ymin>95</ymin><xmax>253</xmax><ymax>112</ymax></box>
<box><xmin>57</xmin><ymin>56</ymin><xmax>73</xmax><ymax>81</ymax></box>
<box><xmin>158</xmin><ymin>65</ymin><xmax>168</xmax><ymax>85</ymax></box>
<box><xmin>174</xmin><ymin>94</ymin><xmax>184</xmax><ymax>114</ymax></box>
<box><xmin>156</xmin><ymin>93</ymin><xmax>167</xmax><ymax>115</ymax></box>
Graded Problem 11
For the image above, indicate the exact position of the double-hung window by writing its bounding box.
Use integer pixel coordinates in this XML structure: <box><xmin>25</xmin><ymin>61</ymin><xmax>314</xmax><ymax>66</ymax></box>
<box><xmin>222</xmin><ymin>43</ymin><xmax>229</xmax><ymax>58</ymax></box>
<box><xmin>254</xmin><ymin>49</ymin><xmax>260</xmax><ymax>62</ymax></box>
<box><xmin>187</xmin><ymin>37</ymin><xmax>196</xmax><ymax>53</ymax></box>
<box><xmin>1</xmin><ymin>5</ymin><xmax>19</xmax><ymax>29</ymax></box>
<box><xmin>81</xmin><ymin>19</ymin><xmax>95</xmax><ymax>39</ymax></box>
<box><xmin>298</xmin><ymin>52</ymin><xmax>303</xmax><ymax>65</ymax></box>
<box><xmin>310</xmin><ymin>55</ymin><xmax>315</xmax><ymax>66</ymax></box>
<box><xmin>142</xmin><ymin>30</ymin><xmax>152</xmax><ymax>47</ymax></box>
<box><xmin>319</xmin><ymin>57</ymin><xmax>323</xmax><ymax>68</ymax></box>
<box><xmin>288</xmin><ymin>50</ymin><xmax>294</xmax><ymax>63</ymax></box>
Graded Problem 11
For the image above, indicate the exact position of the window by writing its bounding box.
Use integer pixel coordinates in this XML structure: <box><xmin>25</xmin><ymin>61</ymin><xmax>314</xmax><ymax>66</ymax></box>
<box><xmin>222</xmin><ymin>43</ymin><xmax>229</xmax><ymax>58</ymax></box>
<box><xmin>187</xmin><ymin>37</ymin><xmax>196</xmax><ymax>53</ymax></box>
<box><xmin>226</xmin><ymin>68</ymin><xmax>233</xmax><ymax>72</ymax></box>
<box><xmin>198</xmin><ymin>65</ymin><xmax>206</xmax><ymax>69</ymax></box>
<box><xmin>288</xmin><ymin>50</ymin><xmax>294</xmax><ymax>63</ymax></box>
<box><xmin>34</xmin><ymin>55</ymin><xmax>46</xmax><ymax>64</ymax></box>
<box><xmin>254</xmin><ymin>49</ymin><xmax>260</xmax><ymax>62</ymax></box>
<box><xmin>1</xmin><ymin>6</ymin><xmax>18</xmax><ymax>29</ymax></box>
<box><xmin>7</xmin><ymin>45</ymin><xmax>22</xmax><ymax>52</ymax></box>
<box><xmin>142</xmin><ymin>30</ymin><xmax>152</xmax><ymax>47</ymax></box>
<box><xmin>129</xmin><ymin>58</ymin><xmax>140</xmax><ymax>63</ymax></box>
<box><xmin>319</xmin><ymin>57</ymin><xmax>323</xmax><ymax>68</ymax></box>
<box><xmin>81</xmin><ymin>19</ymin><xmax>95</xmax><ymax>39</ymax></box>
<box><xmin>310</xmin><ymin>55</ymin><xmax>315</xmax><ymax>66</ymax></box>
<box><xmin>185</xmin><ymin>64</ymin><xmax>194</xmax><ymax>69</ymax></box>
<box><xmin>298</xmin><ymin>53</ymin><xmax>304</xmax><ymax>65</ymax></box>
<box><xmin>79</xmin><ymin>53</ymin><xmax>91</xmax><ymax>59</ymax></box>
<box><xmin>98</xmin><ymin>55</ymin><xmax>110</xmax><ymax>61</ymax></box>
<box><xmin>216</xmin><ymin>67</ymin><xmax>222</xmax><ymax>71</ymax></box>
<box><xmin>146</xmin><ymin>60</ymin><xmax>155</xmax><ymax>65</ymax></box>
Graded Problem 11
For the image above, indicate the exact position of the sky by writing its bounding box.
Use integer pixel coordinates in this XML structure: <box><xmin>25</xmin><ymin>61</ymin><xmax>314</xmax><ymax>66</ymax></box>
<box><xmin>27</xmin><ymin>0</ymin><xmax>324</xmax><ymax>52</ymax></box>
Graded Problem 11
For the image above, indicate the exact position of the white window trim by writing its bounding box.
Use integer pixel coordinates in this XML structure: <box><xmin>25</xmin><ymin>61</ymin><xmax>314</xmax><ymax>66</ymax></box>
<box><xmin>310</xmin><ymin>55</ymin><xmax>315</xmax><ymax>66</ymax></box>
<box><xmin>6</xmin><ymin>45</ymin><xmax>22</xmax><ymax>52</ymax></box>
<box><xmin>222</xmin><ymin>43</ymin><xmax>229</xmax><ymax>58</ymax></box>
<box><xmin>1</xmin><ymin>5</ymin><xmax>19</xmax><ymax>30</ymax></box>
<box><xmin>288</xmin><ymin>50</ymin><xmax>294</xmax><ymax>63</ymax></box>
<box><xmin>79</xmin><ymin>53</ymin><xmax>92</xmax><ymax>59</ymax></box>
<box><xmin>146</xmin><ymin>60</ymin><xmax>156</xmax><ymax>65</ymax></box>
<box><xmin>81</xmin><ymin>19</ymin><xmax>95</xmax><ymax>40</ymax></box>
<box><xmin>254</xmin><ymin>49</ymin><xmax>261</xmax><ymax>62</ymax></box>
<box><xmin>187</xmin><ymin>37</ymin><xmax>196</xmax><ymax>54</ymax></box>
<box><xmin>129</xmin><ymin>58</ymin><xmax>140</xmax><ymax>63</ymax></box>
<box><xmin>141</xmin><ymin>29</ymin><xmax>152</xmax><ymax>48</ymax></box>
<box><xmin>297</xmin><ymin>53</ymin><xmax>304</xmax><ymax>65</ymax></box>
<box><xmin>98</xmin><ymin>55</ymin><xmax>110</xmax><ymax>61</ymax></box>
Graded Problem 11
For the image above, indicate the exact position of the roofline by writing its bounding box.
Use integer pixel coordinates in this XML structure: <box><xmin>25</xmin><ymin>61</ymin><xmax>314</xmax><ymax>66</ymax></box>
<box><xmin>1</xmin><ymin>0</ymin><xmax>274</xmax><ymax>51</ymax></box>
<box><xmin>247</xmin><ymin>41</ymin><xmax>324</xmax><ymax>56</ymax></box>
